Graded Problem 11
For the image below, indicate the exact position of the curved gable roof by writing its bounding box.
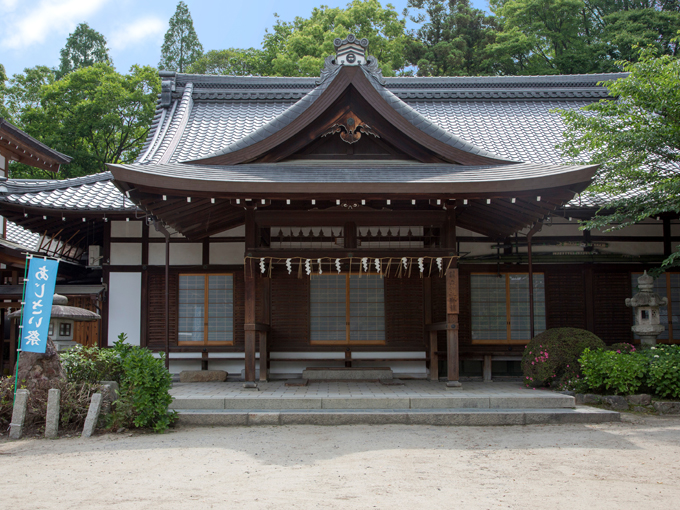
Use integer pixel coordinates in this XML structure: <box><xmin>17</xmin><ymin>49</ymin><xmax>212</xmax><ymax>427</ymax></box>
<box><xmin>185</xmin><ymin>61</ymin><xmax>513</xmax><ymax>166</ymax></box>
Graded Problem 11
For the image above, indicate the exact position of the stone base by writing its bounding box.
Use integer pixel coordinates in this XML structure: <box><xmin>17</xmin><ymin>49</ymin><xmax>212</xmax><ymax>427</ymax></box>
<box><xmin>302</xmin><ymin>367</ymin><xmax>393</xmax><ymax>381</ymax></box>
<box><xmin>179</xmin><ymin>370</ymin><xmax>228</xmax><ymax>383</ymax></box>
<box><xmin>285</xmin><ymin>379</ymin><xmax>309</xmax><ymax>387</ymax></box>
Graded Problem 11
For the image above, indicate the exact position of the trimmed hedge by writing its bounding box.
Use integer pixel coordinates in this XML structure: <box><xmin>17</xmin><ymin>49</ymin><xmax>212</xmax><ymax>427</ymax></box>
<box><xmin>522</xmin><ymin>328</ymin><xmax>605</xmax><ymax>388</ymax></box>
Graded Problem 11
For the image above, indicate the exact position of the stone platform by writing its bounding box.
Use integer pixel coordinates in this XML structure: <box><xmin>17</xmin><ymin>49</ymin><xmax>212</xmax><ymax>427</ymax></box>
<box><xmin>302</xmin><ymin>367</ymin><xmax>393</xmax><ymax>380</ymax></box>
<box><xmin>168</xmin><ymin>380</ymin><xmax>620</xmax><ymax>426</ymax></box>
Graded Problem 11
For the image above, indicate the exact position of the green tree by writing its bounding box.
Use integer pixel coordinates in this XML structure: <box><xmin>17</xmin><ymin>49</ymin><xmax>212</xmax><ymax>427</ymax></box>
<box><xmin>489</xmin><ymin>0</ymin><xmax>680</xmax><ymax>75</ymax></box>
<box><xmin>3</xmin><ymin>66</ymin><xmax>56</xmax><ymax>122</ymax></box>
<box><xmin>159</xmin><ymin>1</ymin><xmax>204</xmax><ymax>73</ymax></box>
<box><xmin>186</xmin><ymin>48</ymin><xmax>265</xmax><ymax>75</ymax></box>
<box><xmin>261</xmin><ymin>0</ymin><xmax>408</xmax><ymax>77</ymax></box>
<box><xmin>405</xmin><ymin>0</ymin><xmax>498</xmax><ymax>76</ymax></box>
<box><xmin>556</xmin><ymin>44</ymin><xmax>680</xmax><ymax>268</ymax></box>
<box><xmin>57</xmin><ymin>22</ymin><xmax>111</xmax><ymax>79</ymax></box>
<box><xmin>0</xmin><ymin>63</ymin><xmax>8</xmax><ymax>120</ymax></box>
<box><xmin>603</xmin><ymin>7</ymin><xmax>680</xmax><ymax>61</ymax></box>
<box><xmin>12</xmin><ymin>64</ymin><xmax>160</xmax><ymax>179</ymax></box>
<box><xmin>489</xmin><ymin>0</ymin><xmax>603</xmax><ymax>74</ymax></box>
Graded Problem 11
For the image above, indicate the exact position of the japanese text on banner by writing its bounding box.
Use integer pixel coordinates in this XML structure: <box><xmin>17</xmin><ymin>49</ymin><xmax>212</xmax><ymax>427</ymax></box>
<box><xmin>21</xmin><ymin>258</ymin><xmax>59</xmax><ymax>353</ymax></box>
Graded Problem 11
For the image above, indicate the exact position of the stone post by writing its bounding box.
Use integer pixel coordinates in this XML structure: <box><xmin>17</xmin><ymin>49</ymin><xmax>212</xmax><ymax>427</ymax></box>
<box><xmin>9</xmin><ymin>389</ymin><xmax>29</xmax><ymax>440</ymax></box>
<box><xmin>82</xmin><ymin>393</ymin><xmax>102</xmax><ymax>438</ymax></box>
<box><xmin>45</xmin><ymin>388</ymin><xmax>61</xmax><ymax>439</ymax></box>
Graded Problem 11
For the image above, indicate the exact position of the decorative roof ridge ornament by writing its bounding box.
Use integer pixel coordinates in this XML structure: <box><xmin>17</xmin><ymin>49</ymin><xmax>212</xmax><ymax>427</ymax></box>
<box><xmin>316</xmin><ymin>34</ymin><xmax>385</xmax><ymax>86</ymax></box>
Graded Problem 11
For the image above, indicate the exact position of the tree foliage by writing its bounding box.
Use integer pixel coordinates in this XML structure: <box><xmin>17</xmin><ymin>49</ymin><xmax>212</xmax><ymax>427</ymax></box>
<box><xmin>186</xmin><ymin>48</ymin><xmax>265</xmax><ymax>75</ymax></box>
<box><xmin>3</xmin><ymin>66</ymin><xmax>56</xmax><ymax>122</ymax></box>
<box><xmin>159</xmin><ymin>1</ymin><xmax>204</xmax><ymax>73</ymax></box>
<box><xmin>13</xmin><ymin>64</ymin><xmax>160</xmax><ymax>179</ymax></box>
<box><xmin>261</xmin><ymin>0</ymin><xmax>408</xmax><ymax>77</ymax></box>
<box><xmin>557</xmin><ymin>44</ymin><xmax>680</xmax><ymax>267</ymax></box>
<box><xmin>57</xmin><ymin>23</ymin><xmax>111</xmax><ymax>79</ymax></box>
<box><xmin>489</xmin><ymin>0</ymin><xmax>680</xmax><ymax>74</ymax></box>
<box><xmin>0</xmin><ymin>63</ymin><xmax>8</xmax><ymax>120</ymax></box>
<box><xmin>405</xmin><ymin>0</ymin><xmax>498</xmax><ymax>76</ymax></box>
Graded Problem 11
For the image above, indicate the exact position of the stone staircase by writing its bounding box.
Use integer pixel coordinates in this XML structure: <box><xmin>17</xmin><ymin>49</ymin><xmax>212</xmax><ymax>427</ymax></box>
<box><xmin>168</xmin><ymin>381</ymin><xmax>620</xmax><ymax>427</ymax></box>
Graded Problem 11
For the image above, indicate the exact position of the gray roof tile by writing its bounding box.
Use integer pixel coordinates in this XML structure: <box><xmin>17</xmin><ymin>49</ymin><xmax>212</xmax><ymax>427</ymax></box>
<box><xmin>0</xmin><ymin>173</ymin><xmax>139</xmax><ymax>212</ymax></box>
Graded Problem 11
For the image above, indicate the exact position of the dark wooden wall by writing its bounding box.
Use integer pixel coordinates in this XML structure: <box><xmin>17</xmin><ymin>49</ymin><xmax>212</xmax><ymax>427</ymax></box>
<box><xmin>141</xmin><ymin>262</ymin><xmax>640</xmax><ymax>352</ymax></box>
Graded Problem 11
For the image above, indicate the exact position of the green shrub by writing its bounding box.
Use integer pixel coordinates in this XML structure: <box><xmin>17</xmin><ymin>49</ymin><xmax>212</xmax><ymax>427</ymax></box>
<box><xmin>522</xmin><ymin>328</ymin><xmax>605</xmax><ymax>388</ymax></box>
<box><xmin>61</xmin><ymin>333</ymin><xmax>175</xmax><ymax>433</ymax></box>
<box><xmin>579</xmin><ymin>348</ymin><xmax>648</xmax><ymax>395</ymax></box>
<box><xmin>608</xmin><ymin>343</ymin><xmax>638</xmax><ymax>354</ymax></box>
<box><xmin>645</xmin><ymin>345</ymin><xmax>680</xmax><ymax>399</ymax></box>
<box><xmin>61</xmin><ymin>345</ymin><xmax>122</xmax><ymax>384</ymax></box>
<box><xmin>0</xmin><ymin>376</ymin><xmax>14</xmax><ymax>431</ymax></box>
<box><xmin>109</xmin><ymin>334</ymin><xmax>176</xmax><ymax>433</ymax></box>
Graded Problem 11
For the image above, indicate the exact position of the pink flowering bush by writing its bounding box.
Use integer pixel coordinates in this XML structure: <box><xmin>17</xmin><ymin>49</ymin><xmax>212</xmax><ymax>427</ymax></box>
<box><xmin>521</xmin><ymin>328</ymin><xmax>605</xmax><ymax>388</ymax></box>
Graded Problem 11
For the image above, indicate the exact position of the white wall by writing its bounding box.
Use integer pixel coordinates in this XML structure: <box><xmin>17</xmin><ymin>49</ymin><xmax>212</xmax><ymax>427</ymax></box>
<box><xmin>210</xmin><ymin>242</ymin><xmax>245</xmax><ymax>265</ymax></box>
<box><xmin>108</xmin><ymin>272</ymin><xmax>142</xmax><ymax>346</ymax></box>
<box><xmin>111</xmin><ymin>220</ymin><xmax>142</xmax><ymax>237</ymax></box>
<box><xmin>149</xmin><ymin>243</ymin><xmax>202</xmax><ymax>265</ymax></box>
<box><xmin>110</xmin><ymin>243</ymin><xmax>142</xmax><ymax>265</ymax></box>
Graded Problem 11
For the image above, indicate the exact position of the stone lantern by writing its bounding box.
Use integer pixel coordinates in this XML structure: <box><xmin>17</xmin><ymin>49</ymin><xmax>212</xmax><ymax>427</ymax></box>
<box><xmin>625</xmin><ymin>271</ymin><xmax>668</xmax><ymax>346</ymax></box>
<box><xmin>8</xmin><ymin>294</ymin><xmax>101</xmax><ymax>352</ymax></box>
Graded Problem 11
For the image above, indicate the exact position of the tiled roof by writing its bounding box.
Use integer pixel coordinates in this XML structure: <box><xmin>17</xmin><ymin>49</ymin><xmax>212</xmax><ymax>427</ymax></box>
<box><xmin>4</xmin><ymin>221</ymin><xmax>40</xmax><ymax>251</ymax></box>
<box><xmin>137</xmin><ymin>69</ymin><xmax>623</xmax><ymax>166</ymax></box>
<box><xmin>110</xmin><ymin>160</ymin><xmax>596</xmax><ymax>196</ymax></box>
<box><xmin>0</xmin><ymin>172</ymin><xmax>139</xmax><ymax>212</ymax></box>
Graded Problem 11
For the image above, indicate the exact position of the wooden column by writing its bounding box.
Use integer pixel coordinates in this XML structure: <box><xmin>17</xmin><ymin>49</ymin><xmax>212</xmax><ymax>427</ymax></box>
<box><xmin>259</xmin><ymin>276</ymin><xmax>270</xmax><ymax>383</ymax></box>
<box><xmin>424</xmin><ymin>277</ymin><xmax>438</xmax><ymax>381</ymax></box>
<box><xmin>344</xmin><ymin>222</ymin><xmax>357</xmax><ymax>249</ymax></box>
<box><xmin>244</xmin><ymin>207</ymin><xmax>258</xmax><ymax>386</ymax></box>
<box><xmin>663</xmin><ymin>217</ymin><xmax>672</xmax><ymax>257</ymax></box>
<box><xmin>446</xmin><ymin>268</ymin><xmax>461</xmax><ymax>387</ymax></box>
<box><xmin>244</xmin><ymin>259</ymin><xmax>257</xmax><ymax>385</ymax></box>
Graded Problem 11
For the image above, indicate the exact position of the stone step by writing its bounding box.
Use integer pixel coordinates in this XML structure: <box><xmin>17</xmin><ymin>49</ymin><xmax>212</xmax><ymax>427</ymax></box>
<box><xmin>170</xmin><ymin>394</ymin><xmax>575</xmax><ymax>411</ymax></box>
<box><xmin>175</xmin><ymin>407</ymin><xmax>619</xmax><ymax>427</ymax></box>
<box><xmin>302</xmin><ymin>367</ymin><xmax>394</xmax><ymax>380</ymax></box>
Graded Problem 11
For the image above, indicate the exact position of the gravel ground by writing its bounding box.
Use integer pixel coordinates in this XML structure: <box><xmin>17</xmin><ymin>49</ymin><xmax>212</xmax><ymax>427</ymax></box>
<box><xmin>1</xmin><ymin>415</ymin><xmax>679</xmax><ymax>510</ymax></box>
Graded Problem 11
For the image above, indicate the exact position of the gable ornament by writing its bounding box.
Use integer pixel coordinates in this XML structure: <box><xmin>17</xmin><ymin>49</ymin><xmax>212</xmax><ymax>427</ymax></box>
<box><xmin>322</xmin><ymin>112</ymin><xmax>380</xmax><ymax>144</ymax></box>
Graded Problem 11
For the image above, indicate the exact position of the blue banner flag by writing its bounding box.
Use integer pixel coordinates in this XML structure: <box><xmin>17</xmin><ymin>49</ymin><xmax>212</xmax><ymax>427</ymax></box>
<box><xmin>20</xmin><ymin>258</ymin><xmax>59</xmax><ymax>353</ymax></box>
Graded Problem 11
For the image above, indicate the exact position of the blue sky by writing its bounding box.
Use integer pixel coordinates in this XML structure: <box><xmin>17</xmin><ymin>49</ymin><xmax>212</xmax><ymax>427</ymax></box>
<box><xmin>1</xmin><ymin>0</ymin><xmax>489</xmax><ymax>77</ymax></box>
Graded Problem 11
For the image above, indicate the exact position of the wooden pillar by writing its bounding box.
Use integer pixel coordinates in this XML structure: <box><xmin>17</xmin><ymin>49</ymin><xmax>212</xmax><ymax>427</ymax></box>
<box><xmin>444</xmin><ymin>206</ymin><xmax>456</xmax><ymax>250</ymax></box>
<box><xmin>446</xmin><ymin>268</ymin><xmax>461</xmax><ymax>387</ymax></box>
<box><xmin>584</xmin><ymin>264</ymin><xmax>595</xmax><ymax>332</ymax></box>
<box><xmin>244</xmin><ymin>260</ymin><xmax>257</xmax><ymax>385</ymax></box>
<box><xmin>424</xmin><ymin>277</ymin><xmax>438</xmax><ymax>381</ymax></box>
<box><xmin>259</xmin><ymin>277</ymin><xmax>270</xmax><ymax>383</ymax></box>
<box><xmin>344</xmin><ymin>222</ymin><xmax>357</xmax><ymax>249</ymax></box>
<box><xmin>244</xmin><ymin>207</ymin><xmax>258</xmax><ymax>386</ymax></box>
<box><xmin>663</xmin><ymin>217</ymin><xmax>672</xmax><ymax>257</ymax></box>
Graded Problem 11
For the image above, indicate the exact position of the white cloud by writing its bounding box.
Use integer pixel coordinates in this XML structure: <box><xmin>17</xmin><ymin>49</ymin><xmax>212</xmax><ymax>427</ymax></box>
<box><xmin>109</xmin><ymin>17</ymin><xmax>165</xmax><ymax>51</ymax></box>
<box><xmin>0</xmin><ymin>0</ymin><xmax>20</xmax><ymax>11</ymax></box>
<box><xmin>1</xmin><ymin>0</ymin><xmax>110</xmax><ymax>49</ymax></box>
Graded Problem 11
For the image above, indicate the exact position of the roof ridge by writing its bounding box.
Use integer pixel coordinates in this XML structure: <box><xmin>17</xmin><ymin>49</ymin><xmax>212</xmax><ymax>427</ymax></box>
<box><xmin>2</xmin><ymin>172</ymin><xmax>114</xmax><ymax>193</ymax></box>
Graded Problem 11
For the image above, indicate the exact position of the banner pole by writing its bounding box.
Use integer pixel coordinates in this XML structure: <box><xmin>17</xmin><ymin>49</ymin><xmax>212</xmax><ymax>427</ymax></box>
<box><xmin>13</xmin><ymin>254</ymin><xmax>31</xmax><ymax>405</ymax></box>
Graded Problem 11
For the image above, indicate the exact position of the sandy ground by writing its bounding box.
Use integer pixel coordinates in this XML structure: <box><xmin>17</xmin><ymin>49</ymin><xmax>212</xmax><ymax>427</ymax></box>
<box><xmin>1</xmin><ymin>415</ymin><xmax>680</xmax><ymax>510</ymax></box>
